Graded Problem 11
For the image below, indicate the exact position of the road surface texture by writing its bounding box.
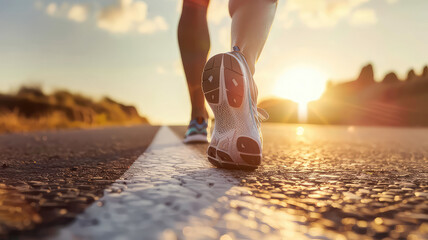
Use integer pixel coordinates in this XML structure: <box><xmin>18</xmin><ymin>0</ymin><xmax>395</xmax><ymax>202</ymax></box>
<box><xmin>0</xmin><ymin>125</ymin><xmax>160</xmax><ymax>238</ymax></box>
<box><xmin>170</xmin><ymin>124</ymin><xmax>428</xmax><ymax>240</ymax></box>
<box><xmin>0</xmin><ymin>124</ymin><xmax>427</xmax><ymax>239</ymax></box>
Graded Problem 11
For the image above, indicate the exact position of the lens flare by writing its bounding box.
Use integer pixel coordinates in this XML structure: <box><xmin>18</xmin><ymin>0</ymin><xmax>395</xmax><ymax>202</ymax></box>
<box><xmin>274</xmin><ymin>65</ymin><xmax>327</xmax><ymax>122</ymax></box>
<box><xmin>296</xmin><ymin>126</ymin><xmax>305</xmax><ymax>136</ymax></box>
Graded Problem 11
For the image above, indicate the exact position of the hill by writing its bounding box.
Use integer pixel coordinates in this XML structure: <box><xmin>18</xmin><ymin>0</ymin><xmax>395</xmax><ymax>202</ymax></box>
<box><xmin>308</xmin><ymin>64</ymin><xmax>428</xmax><ymax>126</ymax></box>
<box><xmin>257</xmin><ymin>98</ymin><xmax>298</xmax><ymax>123</ymax></box>
<box><xmin>0</xmin><ymin>86</ymin><xmax>149</xmax><ymax>133</ymax></box>
<box><xmin>258</xmin><ymin>64</ymin><xmax>428</xmax><ymax>127</ymax></box>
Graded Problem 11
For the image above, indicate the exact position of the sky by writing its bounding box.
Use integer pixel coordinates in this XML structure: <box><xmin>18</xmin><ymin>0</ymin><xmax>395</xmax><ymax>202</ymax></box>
<box><xmin>0</xmin><ymin>0</ymin><xmax>427</xmax><ymax>124</ymax></box>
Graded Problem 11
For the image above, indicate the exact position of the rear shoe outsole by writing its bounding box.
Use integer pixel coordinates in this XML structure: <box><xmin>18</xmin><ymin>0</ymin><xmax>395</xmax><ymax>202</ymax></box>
<box><xmin>203</xmin><ymin>54</ymin><xmax>261</xmax><ymax>170</ymax></box>
<box><xmin>202</xmin><ymin>54</ymin><xmax>244</xmax><ymax>108</ymax></box>
<box><xmin>237</xmin><ymin>137</ymin><xmax>261</xmax><ymax>165</ymax></box>
<box><xmin>208</xmin><ymin>155</ymin><xmax>258</xmax><ymax>171</ymax></box>
<box><xmin>203</xmin><ymin>53</ymin><xmax>261</xmax><ymax>170</ymax></box>
<box><xmin>206</xmin><ymin>140</ymin><xmax>260</xmax><ymax>170</ymax></box>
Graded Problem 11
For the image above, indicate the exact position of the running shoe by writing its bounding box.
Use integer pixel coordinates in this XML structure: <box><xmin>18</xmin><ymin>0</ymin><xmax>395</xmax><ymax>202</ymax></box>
<box><xmin>183</xmin><ymin>117</ymin><xmax>209</xmax><ymax>144</ymax></box>
<box><xmin>202</xmin><ymin>46</ymin><xmax>268</xmax><ymax>170</ymax></box>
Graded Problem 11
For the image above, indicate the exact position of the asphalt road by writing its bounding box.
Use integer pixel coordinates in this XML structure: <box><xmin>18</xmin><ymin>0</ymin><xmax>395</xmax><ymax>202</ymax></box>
<box><xmin>171</xmin><ymin>124</ymin><xmax>428</xmax><ymax>240</ymax></box>
<box><xmin>1</xmin><ymin>124</ymin><xmax>427</xmax><ymax>239</ymax></box>
<box><xmin>0</xmin><ymin>125</ymin><xmax>160</xmax><ymax>238</ymax></box>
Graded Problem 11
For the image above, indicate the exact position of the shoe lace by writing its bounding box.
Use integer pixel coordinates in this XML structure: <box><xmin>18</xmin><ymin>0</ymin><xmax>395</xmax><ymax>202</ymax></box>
<box><xmin>251</xmin><ymin>94</ymin><xmax>269</xmax><ymax>144</ymax></box>
<box><xmin>251</xmin><ymin>101</ymin><xmax>269</xmax><ymax>146</ymax></box>
<box><xmin>257</xmin><ymin>107</ymin><xmax>269</xmax><ymax>122</ymax></box>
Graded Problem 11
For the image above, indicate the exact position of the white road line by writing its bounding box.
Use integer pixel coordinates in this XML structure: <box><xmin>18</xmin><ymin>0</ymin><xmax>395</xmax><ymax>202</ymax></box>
<box><xmin>53</xmin><ymin>126</ymin><xmax>312</xmax><ymax>240</ymax></box>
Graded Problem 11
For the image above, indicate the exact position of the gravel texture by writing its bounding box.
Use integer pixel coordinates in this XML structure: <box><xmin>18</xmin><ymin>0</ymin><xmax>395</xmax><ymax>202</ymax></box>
<box><xmin>0</xmin><ymin>124</ymin><xmax>427</xmax><ymax>239</ymax></box>
<box><xmin>0</xmin><ymin>125</ymin><xmax>159</xmax><ymax>238</ymax></box>
<box><xmin>171</xmin><ymin>124</ymin><xmax>428</xmax><ymax>240</ymax></box>
<box><xmin>56</xmin><ymin>126</ymin><xmax>310</xmax><ymax>240</ymax></box>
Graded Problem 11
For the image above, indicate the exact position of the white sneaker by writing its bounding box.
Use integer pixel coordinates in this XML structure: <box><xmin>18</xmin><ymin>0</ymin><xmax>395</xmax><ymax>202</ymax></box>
<box><xmin>202</xmin><ymin>46</ymin><xmax>267</xmax><ymax>170</ymax></box>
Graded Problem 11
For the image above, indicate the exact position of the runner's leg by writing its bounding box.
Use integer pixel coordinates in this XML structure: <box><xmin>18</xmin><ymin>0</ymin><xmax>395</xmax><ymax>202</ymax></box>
<box><xmin>178</xmin><ymin>0</ymin><xmax>211</xmax><ymax>119</ymax></box>
<box><xmin>229</xmin><ymin>0</ymin><xmax>278</xmax><ymax>75</ymax></box>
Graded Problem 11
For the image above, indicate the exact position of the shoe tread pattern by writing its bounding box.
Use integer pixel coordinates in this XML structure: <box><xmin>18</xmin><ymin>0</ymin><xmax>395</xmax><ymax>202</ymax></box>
<box><xmin>202</xmin><ymin>54</ymin><xmax>223</xmax><ymax>104</ymax></box>
<box><xmin>203</xmin><ymin>54</ymin><xmax>260</xmax><ymax>171</ymax></box>
<box><xmin>237</xmin><ymin>137</ymin><xmax>261</xmax><ymax>166</ymax></box>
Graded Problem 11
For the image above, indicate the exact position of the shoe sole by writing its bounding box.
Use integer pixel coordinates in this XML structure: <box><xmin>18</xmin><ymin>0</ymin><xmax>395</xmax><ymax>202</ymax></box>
<box><xmin>202</xmin><ymin>53</ymin><xmax>261</xmax><ymax>170</ymax></box>
<box><xmin>183</xmin><ymin>134</ymin><xmax>208</xmax><ymax>144</ymax></box>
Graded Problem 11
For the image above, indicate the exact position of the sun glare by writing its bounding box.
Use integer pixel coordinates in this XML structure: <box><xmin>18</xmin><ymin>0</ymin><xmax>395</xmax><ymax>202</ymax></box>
<box><xmin>296</xmin><ymin>126</ymin><xmax>305</xmax><ymax>136</ymax></box>
<box><xmin>273</xmin><ymin>65</ymin><xmax>327</xmax><ymax>122</ymax></box>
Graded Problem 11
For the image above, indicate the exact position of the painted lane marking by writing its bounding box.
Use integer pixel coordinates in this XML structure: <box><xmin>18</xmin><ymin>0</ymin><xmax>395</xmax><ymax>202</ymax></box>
<box><xmin>54</xmin><ymin>126</ymin><xmax>316</xmax><ymax>240</ymax></box>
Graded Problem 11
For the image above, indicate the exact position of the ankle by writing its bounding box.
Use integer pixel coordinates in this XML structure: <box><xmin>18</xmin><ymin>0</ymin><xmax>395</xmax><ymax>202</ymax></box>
<box><xmin>191</xmin><ymin>108</ymin><xmax>208</xmax><ymax>120</ymax></box>
<box><xmin>239</xmin><ymin>49</ymin><xmax>256</xmax><ymax>75</ymax></box>
<box><xmin>247</xmin><ymin>62</ymin><xmax>255</xmax><ymax>75</ymax></box>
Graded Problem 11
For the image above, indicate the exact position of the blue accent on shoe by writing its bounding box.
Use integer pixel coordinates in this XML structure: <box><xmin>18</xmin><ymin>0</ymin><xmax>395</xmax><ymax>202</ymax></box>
<box><xmin>185</xmin><ymin>118</ymin><xmax>208</xmax><ymax>138</ymax></box>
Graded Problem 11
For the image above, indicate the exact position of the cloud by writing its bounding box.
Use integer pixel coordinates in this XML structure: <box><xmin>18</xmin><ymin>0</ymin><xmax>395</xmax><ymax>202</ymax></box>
<box><xmin>278</xmin><ymin>0</ymin><xmax>374</xmax><ymax>28</ymax></box>
<box><xmin>46</xmin><ymin>2</ymin><xmax>57</xmax><ymax>16</ymax></box>
<box><xmin>67</xmin><ymin>4</ymin><xmax>88</xmax><ymax>22</ymax></box>
<box><xmin>349</xmin><ymin>8</ymin><xmax>377</xmax><ymax>26</ymax></box>
<box><xmin>37</xmin><ymin>0</ymin><xmax>167</xmax><ymax>34</ymax></box>
<box><xmin>154</xmin><ymin>60</ymin><xmax>183</xmax><ymax>76</ymax></box>
<box><xmin>138</xmin><ymin>16</ymin><xmax>168</xmax><ymax>34</ymax></box>
<box><xmin>41</xmin><ymin>1</ymin><xmax>88</xmax><ymax>23</ymax></box>
<box><xmin>97</xmin><ymin>0</ymin><xmax>168</xmax><ymax>34</ymax></box>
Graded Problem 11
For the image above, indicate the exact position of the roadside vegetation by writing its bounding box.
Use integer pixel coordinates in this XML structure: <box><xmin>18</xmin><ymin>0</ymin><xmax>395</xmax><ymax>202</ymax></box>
<box><xmin>0</xmin><ymin>86</ymin><xmax>149</xmax><ymax>133</ymax></box>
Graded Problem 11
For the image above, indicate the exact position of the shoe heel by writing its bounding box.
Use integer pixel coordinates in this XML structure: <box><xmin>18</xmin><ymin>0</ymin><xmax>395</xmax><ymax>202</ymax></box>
<box><xmin>237</xmin><ymin>137</ymin><xmax>261</xmax><ymax>166</ymax></box>
<box><xmin>222</xmin><ymin>54</ymin><xmax>244</xmax><ymax>108</ymax></box>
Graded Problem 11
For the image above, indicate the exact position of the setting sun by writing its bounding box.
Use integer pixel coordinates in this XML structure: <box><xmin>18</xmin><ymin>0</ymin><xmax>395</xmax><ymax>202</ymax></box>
<box><xmin>273</xmin><ymin>65</ymin><xmax>328</xmax><ymax>122</ymax></box>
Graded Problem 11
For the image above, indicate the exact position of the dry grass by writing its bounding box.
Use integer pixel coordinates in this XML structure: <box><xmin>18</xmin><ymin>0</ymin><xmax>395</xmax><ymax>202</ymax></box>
<box><xmin>0</xmin><ymin>86</ymin><xmax>149</xmax><ymax>134</ymax></box>
<box><xmin>0</xmin><ymin>110</ymin><xmax>143</xmax><ymax>134</ymax></box>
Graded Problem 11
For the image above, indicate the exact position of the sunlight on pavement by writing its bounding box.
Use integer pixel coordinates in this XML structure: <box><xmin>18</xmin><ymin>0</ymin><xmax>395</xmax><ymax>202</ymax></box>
<box><xmin>56</xmin><ymin>127</ymin><xmax>311</xmax><ymax>239</ymax></box>
<box><xmin>0</xmin><ymin>184</ymin><xmax>42</xmax><ymax>231</ymax></box>
<box><xmin>296</xmin><ymin>126</ymin><xmax>305</xmax><ymax>136</ymax></box>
